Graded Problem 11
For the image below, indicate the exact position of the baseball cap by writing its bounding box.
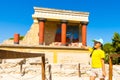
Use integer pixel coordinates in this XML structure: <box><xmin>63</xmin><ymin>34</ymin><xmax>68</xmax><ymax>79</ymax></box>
<box><xmin>92</xmin><ymin>38</ymin><xmax>103</xmax><ymax>44</ymax></box>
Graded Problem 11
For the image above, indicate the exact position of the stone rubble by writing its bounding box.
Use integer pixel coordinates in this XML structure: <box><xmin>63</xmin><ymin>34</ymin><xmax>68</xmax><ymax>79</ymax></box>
<box><xmin>0</xmin><ymin>60</ymin><xmax>120</xmax><ymax>80</ymax></box>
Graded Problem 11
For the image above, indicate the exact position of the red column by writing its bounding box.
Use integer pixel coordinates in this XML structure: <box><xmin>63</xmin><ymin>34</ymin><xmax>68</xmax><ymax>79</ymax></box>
<box><xmin>39</xmin><ymin>19</ymin><xmax>45</xmax><ymax>45</ymax></box>
<box><xmin>81</xmin><ymin>22</ymin><xmax>88</xmax><ymax>46</ymax></box>
<box><xmin>61</xmin><ymin>21</ymin><xmax>67</xmax><ymax>46</ymax></box>
<box><xmin>14</xmin><ymin>33</ymin><xmax>20</xmax><ymax>44</ymax></box>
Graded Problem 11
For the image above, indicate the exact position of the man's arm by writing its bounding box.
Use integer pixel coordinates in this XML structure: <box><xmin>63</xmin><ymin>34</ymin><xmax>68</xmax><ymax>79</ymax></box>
<box><xmin>81</xmin><ymin>45</ymin><xmax>90</xmax><ymax>49</ymax></box>
<box><xmin>101</xmin><ymin>58</ymin><xmax>106</xmax><ymax>77</ymax></box>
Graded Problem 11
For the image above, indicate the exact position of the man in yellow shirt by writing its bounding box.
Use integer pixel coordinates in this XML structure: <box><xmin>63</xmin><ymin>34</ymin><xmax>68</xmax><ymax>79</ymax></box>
<box><xmin>82</xmin><ymin>38</ymin><xmax>106</xmax><ymax>80</ymax></box>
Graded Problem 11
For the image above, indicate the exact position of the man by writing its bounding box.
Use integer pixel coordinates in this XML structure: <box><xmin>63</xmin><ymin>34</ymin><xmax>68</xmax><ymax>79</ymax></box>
<box><xmin>82</xmin><ymin>38</ymin><xmax>106</xmax><ymax>80</ymax></box>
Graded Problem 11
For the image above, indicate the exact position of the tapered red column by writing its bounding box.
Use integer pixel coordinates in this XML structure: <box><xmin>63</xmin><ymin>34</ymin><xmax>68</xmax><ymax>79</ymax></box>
<box><xmin>81</xmin><ymin>22</ymin><xmax>88</xmax><ymax>46</ymax></box>
<box><xmin>61</xmin><ymin>20</ymin><xmax>67</xmax><ymax>46</ymax></box>
<box><xmin>14</xmin><ymin>33</ymin><xmax>20</xmax><ymax>44</ymax></box>
<box><xmin>39</xmin><ymin>19</ymin><xmax>45</xmax><ymax>45</ymax></box>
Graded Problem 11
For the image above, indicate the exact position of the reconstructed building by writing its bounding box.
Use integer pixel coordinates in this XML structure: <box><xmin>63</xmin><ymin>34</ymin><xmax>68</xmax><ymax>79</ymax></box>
<box><xmin>0</xmin><ymin>7</ymin><xmax>90</xmax><ymax>64</ymax></box>
<box><xmin>22</xmin><ymin>7</ymin><xmax>89</xmax><ymax>46</ymax></box>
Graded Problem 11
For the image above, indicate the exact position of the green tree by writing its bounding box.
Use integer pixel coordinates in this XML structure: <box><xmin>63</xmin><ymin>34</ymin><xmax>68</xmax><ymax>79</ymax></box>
<box><xmin>103</xmin><ymin>32</ymin><xmax>120</xmax><ymax>64</ymax></box>
<box><xmin>103</xmin><ymin>43</ymin><xmax>115</xmax><ymax>63</ymax></box>
<box><xmin>9</xmin><ymin>36</ymin><xmax>24</xmax><ymax>40</ymax></box>
<box><xmin>112</xmin><ymin>32</ymin><xmax>120</xmax><ymax>53</ymax></box>
<box><xmin>112</xmin><ymin>32</ymin><xmax>120</xmax><ymax>64</ymax></box>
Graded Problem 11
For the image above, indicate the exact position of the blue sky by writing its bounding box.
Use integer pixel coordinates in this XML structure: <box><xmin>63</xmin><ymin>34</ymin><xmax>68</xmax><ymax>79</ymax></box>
<box><xmin>0</xmin><ymin>0</ymin><xmax>120</xmax><ymax>46</ymax></box>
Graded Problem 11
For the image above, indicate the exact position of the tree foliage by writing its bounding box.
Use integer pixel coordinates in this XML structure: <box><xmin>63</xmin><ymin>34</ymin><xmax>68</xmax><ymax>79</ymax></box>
<box><xmin>103</xmin><ymin>43</ymin><xmax>115</xmax><ymax>53</ymax></box>
<box><xmin>103</xmin><ymin>32</ymin><xmax>120</xmax><ymax>64</ymax></box>
<box><xmin>112</xmin><ymin>32</ymin><xmax>120</xmax><ymax>53</ymax></box>
<box><xmin>9</xmin><ymin>36</ymin><xmax>24</xmax><ymax>40</ymax></box>
<box><xmin>103</xmin><ymin>43</ymin><xmax>115</xmax><ymax>63</ymax></box>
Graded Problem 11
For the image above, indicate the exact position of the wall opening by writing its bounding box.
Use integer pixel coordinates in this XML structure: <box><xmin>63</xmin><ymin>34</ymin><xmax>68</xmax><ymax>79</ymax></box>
<box><xmin>55</xmin><ymin>25</ymin><xmax>79</xmax><ymax>44</ymax></box>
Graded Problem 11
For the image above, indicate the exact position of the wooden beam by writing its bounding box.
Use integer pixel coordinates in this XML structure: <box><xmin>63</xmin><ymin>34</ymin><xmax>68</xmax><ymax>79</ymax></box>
<box><xmin>0</xmin><ymin>49</ymin><xmax>45</xmax><ymax>80</ymax></box>
<box><xmin>78</xmin><ymin>63</ymin><xmax>81</xmax><ymax>77</ymax></box>
<box><xmin>41</xmin><ymin>56</ymin><xmax>45</xmax><ymax>80</ymax></box>
<box><xmin>48</xmin><ymin>64</ymin><xmax>52</xmax><ymax>80</ymax></box>
<box><xmin>110</xmin><ymin>54</ymin><xmax>120</xmax><ymax>58</ymax></box>
<box><xmin>0</xmin><ymin>49</ymin><xmax>44</xmax><ymax>59</ymax></box>
<box><xmin>109</xmin><ymin>56</ymin><xmax>113</xmax><ymax>80</ymax></box>
<box><xmin>109</xmin><ymin>54</ymin><xmax>120</xmax><ymax>80</ymax></box>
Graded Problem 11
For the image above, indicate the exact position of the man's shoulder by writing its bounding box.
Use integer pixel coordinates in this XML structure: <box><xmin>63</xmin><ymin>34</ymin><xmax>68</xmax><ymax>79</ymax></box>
<box><xmin>98</xmin><ymin>49</ymin><xmax>105</xmax><ymax>54</ymax></box>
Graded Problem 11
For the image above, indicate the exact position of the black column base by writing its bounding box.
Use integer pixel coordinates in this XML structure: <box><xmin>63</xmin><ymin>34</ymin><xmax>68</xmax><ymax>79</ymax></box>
<box><xmin>39</xmin><ymin>43</ymin><xmax>43</xmax><ymax>45</ymax></box>
<box><xmin>61</xmin><ymin>44</ymin><xmax>66</xmax><ymax>46</ymax></box>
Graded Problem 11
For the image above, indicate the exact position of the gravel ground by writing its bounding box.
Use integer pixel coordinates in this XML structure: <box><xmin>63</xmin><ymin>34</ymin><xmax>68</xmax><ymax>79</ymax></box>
<box><xmin>0</xmin><ymin>63</ymin><xmax>120</xmax><ymax>80</ymax></box>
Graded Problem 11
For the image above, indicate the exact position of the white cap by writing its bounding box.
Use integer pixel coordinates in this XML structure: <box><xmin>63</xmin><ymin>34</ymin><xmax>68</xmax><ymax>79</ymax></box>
<box><xmin>93</xmin><ymin>38</ymin><xmax>103</xmax><ymax>44</ymax></box>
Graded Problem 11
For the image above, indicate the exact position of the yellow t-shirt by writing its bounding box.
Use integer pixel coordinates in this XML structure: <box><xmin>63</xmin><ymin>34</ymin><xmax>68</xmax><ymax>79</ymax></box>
<box><xmin>89</xmin><ymin>48</ymin><xmax>105</xmax><ymax>68</ymax></box>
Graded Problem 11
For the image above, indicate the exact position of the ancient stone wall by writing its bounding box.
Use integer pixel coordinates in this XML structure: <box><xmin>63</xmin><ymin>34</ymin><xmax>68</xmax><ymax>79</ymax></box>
<box><xmin>44</xmin><ymin>21</ymin><xmax>58</xmax><ymax>45</ymax></box>
<box><xmin>0</xmin><ymin>46</ymin><xmax>90</xmax><ymax>64</ymax></box>
<box><xmin>21</xmin><ymin>23</ymin><xmax>39</xmax><ymax>45</ymax></box>
<box><xmin>19</xmin><ymin>21</ymin><xmax>58</xmax><ymax>45</ymax></box>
